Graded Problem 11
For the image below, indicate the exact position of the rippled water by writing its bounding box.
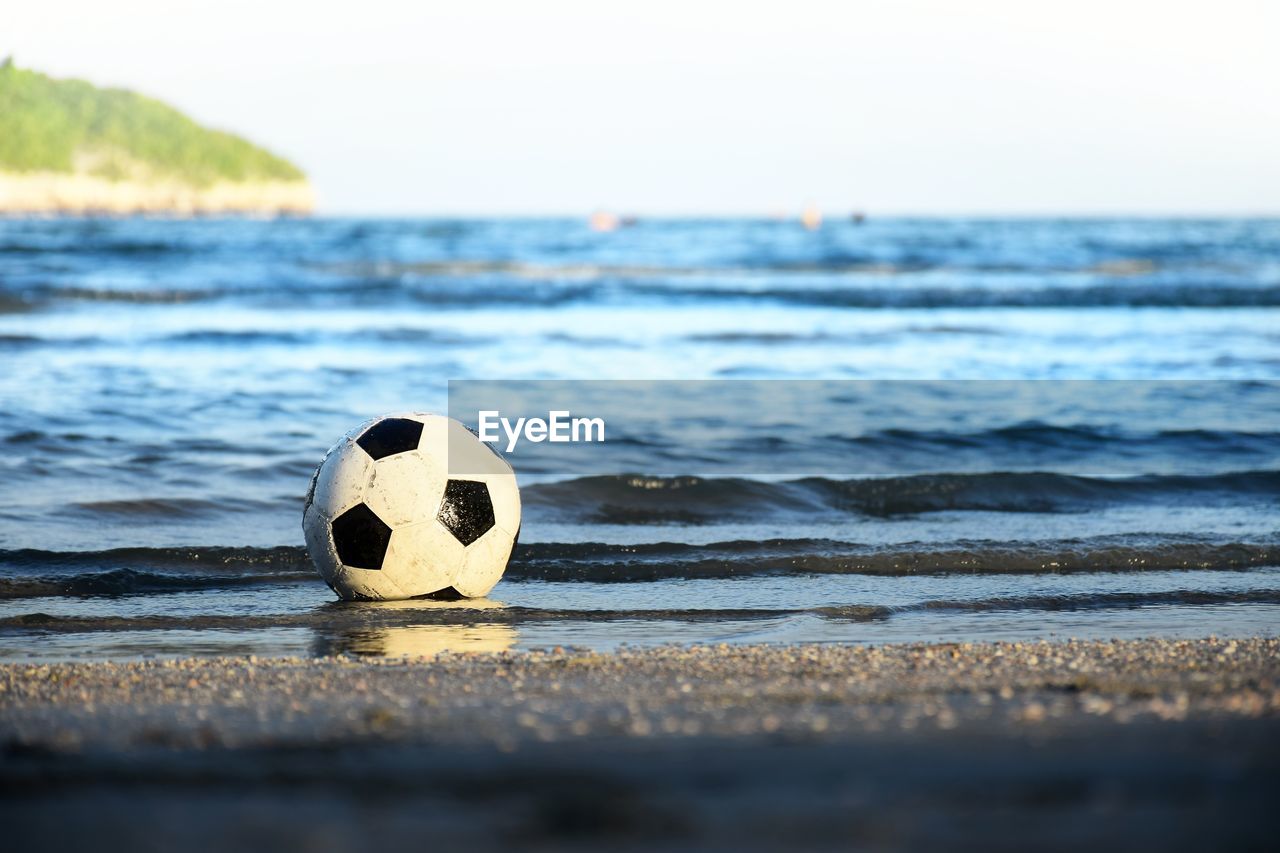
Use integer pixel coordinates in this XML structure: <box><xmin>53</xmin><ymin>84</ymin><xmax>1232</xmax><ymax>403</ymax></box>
<box><xmin>0</xmin><ymin>217</ymin><xmax>1277</xmax><ymax>660</ymax></box>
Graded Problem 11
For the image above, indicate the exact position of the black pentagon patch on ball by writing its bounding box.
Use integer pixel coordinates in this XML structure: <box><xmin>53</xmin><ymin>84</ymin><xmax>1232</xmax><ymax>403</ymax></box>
<box><xmin>437</xmin><ymin>479</ymin><xmax>495</xmax><ymax>546</ymax></box>
<box><xmin>356</xmin><ymin>418</ymin><xmax>423</xmax><ymax>460</ymax></box>
<box><xmin>331</xmin><ymin>503</ymin><xmax>392</xmax><ymax>570</ymax></box>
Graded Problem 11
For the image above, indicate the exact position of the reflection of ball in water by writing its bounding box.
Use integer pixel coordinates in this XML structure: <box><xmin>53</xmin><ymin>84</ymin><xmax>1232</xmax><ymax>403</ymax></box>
<box><xmin>303</xmin><ymin>413</ymin><xmax>520</xmax><ymax>600</ymax></box>
<box><xmin>323</xmin><ymin>624</ymin><xmax>519</xmax><ymax>658</ymax></box>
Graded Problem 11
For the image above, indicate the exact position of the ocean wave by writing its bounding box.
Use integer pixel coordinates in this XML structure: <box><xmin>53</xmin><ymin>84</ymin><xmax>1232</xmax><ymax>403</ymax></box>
<box><xmin>160</xmin><ymin>329</ymin><xmax>313</xmax><ymax>345</ymax></box>
<box><xmin>316</xmin><ymin>255</ymin><xmax>1258</xmax><ymax>280</ymax></box>
<box><xmin>8</xmin><ymin>277</ymin><xmax>599</xmax><ymax>309</ymax></box>
<box><xmin>683</xmin><ymin>331</ymin><xmax>852</xmax><ymax>345</ymax></box>
<box><xmin>0</xmin><ymin>237</ymin><xmax>190</xmax><ymax>257</ymax></box>
<box><xmin>508</xmin><ymin>537</ymin><xmax>1280</xmax><ymax>581</ymax></box>
<box><xmin>0</xmin><ymin>568</ymin><xmax>315</xmax><ymax>599</ymax></box>
<box><xmin>70</xmin><ymin>497</ymin><xmax>289</xmax><ymax>519</ymax></box>
<box><xmin>0</xmin><ymin>332</ymin><xmax>102</xmax><ymax>349</ymax></box>
<box><xmin>0</xmin><ymin>545</ymin><xmax>310</xmax><ymax>573</ymax></box>
<box><xmin>818</xmin><ymin>588</ymin><xmax>1280</xmax><ymax>621</ymax></box>
<box><xmin>33</xmin><ymin>285</ymin><xmax>217</xmax><ymax>304</ymax></box>
<box><xmin>2</xmin><ymin>537</ymin><xmax>1275</xmax><ymax>599</ymax></box>
<box><xmin>629</xmin><ymin>282</ymin><xmax>1280</xmax><ymax>309</ymax></box>
<box><xmin>10</xmin><ymin>268</ymin><xmax>1279</xmax><ymax>312</ymax></box>
<box><xmin>0</xmin><ymin>292</ymin><xmax>35</xmax><ymax>313</ymax></box>
<box><xmin>522</xmin><ymin>470</ymin><xmax>1280</xmax><ymax>523</ymax></box>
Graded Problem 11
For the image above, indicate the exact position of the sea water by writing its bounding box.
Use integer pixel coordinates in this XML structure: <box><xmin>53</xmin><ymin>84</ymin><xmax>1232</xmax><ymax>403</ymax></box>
<box><xmin>0</xmin><ymin>217</ymin><xmax>1277</xmax><ymax>660</ymax></box>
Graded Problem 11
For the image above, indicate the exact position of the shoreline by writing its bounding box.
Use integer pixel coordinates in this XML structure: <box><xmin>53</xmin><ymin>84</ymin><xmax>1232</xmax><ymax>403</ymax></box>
<box><xmin>3</xmin><ymin>637</ymin><xmax>1277</xmax><ymax>849</ymax></box>
<box><xmin>0</xmin><ymin>171</ymin><xmax>314</xmax><ymax>215</ymax></box>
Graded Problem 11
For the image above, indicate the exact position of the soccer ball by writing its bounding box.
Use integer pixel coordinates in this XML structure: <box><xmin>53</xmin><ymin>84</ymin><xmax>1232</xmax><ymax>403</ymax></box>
<box><xmin>303</xmin><ymin>413</ymin><xmax>520</xmax><ymax>601</ymax></box>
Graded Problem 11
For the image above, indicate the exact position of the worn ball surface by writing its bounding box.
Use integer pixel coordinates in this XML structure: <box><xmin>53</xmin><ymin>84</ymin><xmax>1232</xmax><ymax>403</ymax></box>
<box><xmin>303</xmin><ymin>413</ymin><xmax>520</xmax><ymax>600</ymax></box>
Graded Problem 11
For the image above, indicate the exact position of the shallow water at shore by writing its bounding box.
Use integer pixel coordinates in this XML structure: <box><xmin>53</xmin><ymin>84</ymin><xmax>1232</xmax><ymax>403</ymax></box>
<box><xmin>2</xmin><ymin>568</ymin><xmax>1277</xmax><ymax>661</ymax></box>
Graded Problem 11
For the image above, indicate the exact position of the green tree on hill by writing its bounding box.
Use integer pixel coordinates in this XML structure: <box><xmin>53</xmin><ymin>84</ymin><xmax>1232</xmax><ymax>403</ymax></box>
<box><xmin>0</xmin><ymin>63</ymin><xmax>305</xmax><ymax>187</ymax></box>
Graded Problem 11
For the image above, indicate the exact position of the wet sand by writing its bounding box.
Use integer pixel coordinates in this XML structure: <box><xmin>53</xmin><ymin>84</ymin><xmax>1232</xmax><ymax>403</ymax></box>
<box><xmin>3</xmin><ymin>637</ymin><xmax>1278</xmax><ymax>850</ymax></box>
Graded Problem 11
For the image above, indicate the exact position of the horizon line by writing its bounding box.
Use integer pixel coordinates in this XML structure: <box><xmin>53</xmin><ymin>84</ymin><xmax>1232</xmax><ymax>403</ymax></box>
<box><xmin>310</xmin><ymin>209</ymin><xmax>1280</xmax><ymax>220</ymax></box>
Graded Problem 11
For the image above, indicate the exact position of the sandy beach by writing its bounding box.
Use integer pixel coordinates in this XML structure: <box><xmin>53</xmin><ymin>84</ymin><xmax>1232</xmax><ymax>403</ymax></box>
<box><xmin>0</xmin><ymin>172</ymin><xmax>315</xmax><ymax>216</ymax></box>
<box><xmin>3</xmin><ymin>636</ymin><xmax>1276</xmax><ymax>850</ymax></box>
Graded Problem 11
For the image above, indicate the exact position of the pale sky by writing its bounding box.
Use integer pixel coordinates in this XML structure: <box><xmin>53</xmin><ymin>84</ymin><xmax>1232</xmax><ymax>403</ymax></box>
<box><xmin>6</xmin><ymin>1</ymin><xmax>1279</xmax><ymax>215</ymax></box>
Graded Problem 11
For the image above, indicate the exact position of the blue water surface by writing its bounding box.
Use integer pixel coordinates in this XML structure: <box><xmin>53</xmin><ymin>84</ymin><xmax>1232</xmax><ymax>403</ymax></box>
<box><xmin>0</xmin><ymin>217</ymin><xmax>1277</xmax><ymax>659</ymax></box>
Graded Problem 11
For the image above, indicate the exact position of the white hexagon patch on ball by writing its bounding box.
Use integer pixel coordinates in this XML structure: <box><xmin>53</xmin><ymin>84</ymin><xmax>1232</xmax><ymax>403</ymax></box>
<box><xmin>302</xmin><ymin>413</ymin><xmax>520</xmax><ymax>601</ymax></box>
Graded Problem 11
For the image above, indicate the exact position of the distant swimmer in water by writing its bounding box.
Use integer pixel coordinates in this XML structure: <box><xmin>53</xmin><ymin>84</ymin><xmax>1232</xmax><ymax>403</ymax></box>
<box><xmin>801</xmin><ymin>205</ymin><xmax>822</xmax><ymax>230</ymax></box>
<box><xmin>590</xmin><ymin>211</ymin><xmax>620</xmax><ymax>232</ymax></box>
